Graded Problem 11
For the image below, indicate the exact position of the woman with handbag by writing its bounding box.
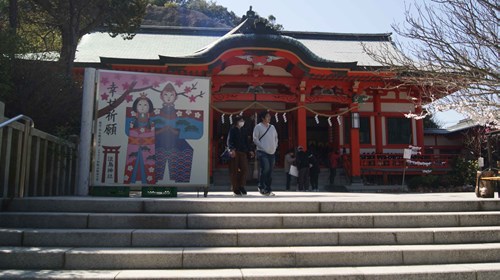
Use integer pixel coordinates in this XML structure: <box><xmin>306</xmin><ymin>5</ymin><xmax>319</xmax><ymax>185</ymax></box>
<box><xmin>296</xmin><ymin>146</ymin><xmax>310</xmax><ymax>192</ymax></box>
<box><xmin>227</xmin><ymin>115</ymin><xmax>254</xmax><ymax>196</ymax></box>
<box><xmin>284</xmin><ymin>148</ymin><xmax>296</xmax><ymax>191</ymax></box>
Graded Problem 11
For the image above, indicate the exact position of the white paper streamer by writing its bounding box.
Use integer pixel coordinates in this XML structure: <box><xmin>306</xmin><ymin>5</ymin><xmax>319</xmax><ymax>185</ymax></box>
<box><xmin>283</xmin><ymin>112</ymin><xmax>287</xmax><ymax>123</ymax></box>
<box><xmin>315</xmin><ymin>114</ymin><xmax>319</xmax><ymax>124</ymax></box>
<box><xmin>327</xmin><ymin>117</ymin><xmax>332</xmax><ymax>127</ymax></box>
<box><xmin>275</xmin><ymin>113</ymin><xmax>279</xmax><ymax>123</ymax></box>
<box><xmin>221</xmin><ymin>113</ymin><xmax>225</xmax><ymax>124</ymax></box>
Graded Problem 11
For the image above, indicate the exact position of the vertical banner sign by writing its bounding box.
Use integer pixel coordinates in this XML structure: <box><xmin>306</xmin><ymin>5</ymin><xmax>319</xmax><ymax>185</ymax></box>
<box><xmin>93</xmin><ymin>70</ymin><xmax>210</xmax><ymax>187</ymax></box>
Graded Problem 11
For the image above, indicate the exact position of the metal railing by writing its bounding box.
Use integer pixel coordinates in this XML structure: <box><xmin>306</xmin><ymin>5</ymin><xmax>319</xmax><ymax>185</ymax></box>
<box><xmin>1</xmin><ymin>105</ymin><xmax>79</xmax><ymax>198</ymax></box>
<box><xmin>359</xmin><ymin>153</ymin><xmax>454</xmax><ymax>172</ymax></box>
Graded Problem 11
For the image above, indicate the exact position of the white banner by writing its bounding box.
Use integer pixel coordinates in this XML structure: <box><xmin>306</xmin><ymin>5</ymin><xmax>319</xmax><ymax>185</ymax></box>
<box><xmin>93</xmin><ymin>70</ymin><xmax>210</xmax><ymax>187</ymax></box>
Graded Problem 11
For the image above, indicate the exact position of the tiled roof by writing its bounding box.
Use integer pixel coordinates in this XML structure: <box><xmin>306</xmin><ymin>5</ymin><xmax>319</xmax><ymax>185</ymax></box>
<box><xmin>75</xmin><ymin>26</ymin><xmax>399</xmax><ymax>67</ymax></box>
<box><xmin>75</xmin><ymin>32</ymin><xmax>217</xmax><ymax>62</ymax></box>
<box><xmin>424</xmin><ymin>119</ymin><xmax>479</xmax><ymax>135</ymax></box>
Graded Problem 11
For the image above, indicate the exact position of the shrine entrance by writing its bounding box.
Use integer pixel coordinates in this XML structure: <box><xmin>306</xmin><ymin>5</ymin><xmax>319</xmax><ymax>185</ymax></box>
<box><xmin>211</xmin><ymin>106</ymin><xmax>295</xmax><ymax>169</ymax></box>
<box><xmin>306</xmin><ymin>116</ymin><xmax>332</xmax><ymax>167</ymax></box>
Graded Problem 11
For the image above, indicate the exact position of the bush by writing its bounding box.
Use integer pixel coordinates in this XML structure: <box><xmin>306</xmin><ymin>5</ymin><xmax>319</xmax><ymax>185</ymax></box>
<box><xmin>448</xmin><ymin>157</ymin><xmax>478</xmax><ymax>186</ymax></box>
<box><xmin>407</xmin><ymin>175</ymin><xmax>439</xmax><ymax>190</ymax></box>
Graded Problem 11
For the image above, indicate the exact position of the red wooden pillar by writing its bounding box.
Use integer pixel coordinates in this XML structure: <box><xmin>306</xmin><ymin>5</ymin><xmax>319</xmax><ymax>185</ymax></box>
<box><xmin>297</xmin><ymin>102</ymin><xmax>307</xmax><ymax>149</ymax></box>
<box><xmin>296</xmin><ymin>83</ymin><xmax>308</xmax><ymax>149</ymax></box>
<box><xmin>374</xmin><ymin>94</ymin><xmax>383</xmax><ymax>154</ymax></box>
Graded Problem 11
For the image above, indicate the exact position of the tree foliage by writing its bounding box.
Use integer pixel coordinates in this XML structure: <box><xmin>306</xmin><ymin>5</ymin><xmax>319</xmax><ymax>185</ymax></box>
<box><xmin>0</xmin><ymin>0</ymin><xmax>284</xmax><ymax>135</ymax></box>
<box><xmin>144</xmin><ymin>0</ymin><xmax>283</xmax><ymax>30</ymax></box>
<box><xmin>0</xmin><ymin>0</ymin><xmax>148</xmax><ymax>135</ymax></box>
<box><xmin>144</xmin><ymin>0</ymin><xmax>239</xmax><ymax>27</ymax></box>
<box><xmin>366</xmin><ymin>0</ymin><xmax>499</xmax><ymax>127</ymax></box>
<box><xmin>23</xmin><ymin>0</ymin><xmax>148</xmax><ymax>76</ymax></box>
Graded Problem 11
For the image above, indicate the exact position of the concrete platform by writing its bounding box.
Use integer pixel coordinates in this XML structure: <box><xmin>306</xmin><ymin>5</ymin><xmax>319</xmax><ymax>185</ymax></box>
<box><xmin>3</xmin><ymin>191</ymin><xmax>499</xmax><ymax>213</ymax></box>
<box><xmin>175</xmin><ymin>190</ymin><xmax>494</xmax><ymax>201</ymax></box>
<box><xmin>5</xmin><ymin>190</ymin><xmax>499</xmax><ymax>202</ymax></box>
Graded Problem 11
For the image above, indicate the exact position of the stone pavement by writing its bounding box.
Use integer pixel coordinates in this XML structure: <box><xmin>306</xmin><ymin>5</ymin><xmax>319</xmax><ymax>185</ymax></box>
<box><xmin>172</xmin><ymin>190</ymin><xmax>494</xmax><ymax>201</ymax></box>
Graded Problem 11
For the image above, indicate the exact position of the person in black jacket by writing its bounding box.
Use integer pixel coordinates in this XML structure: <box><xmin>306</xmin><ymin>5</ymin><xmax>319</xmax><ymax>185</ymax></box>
<box><xmin>227</xmin><ymin>115</ymin><xmax>254</xmax><ymax>195</ymax></box>
<box><xmin>308</xmin><ymin>149</ymin><xmax>320</xmax><ymax>192</ymax></box>
<box><xmin>295</xmin><ymin>146</ymin><xmax>309</xmax><ymax>191</ymax></box>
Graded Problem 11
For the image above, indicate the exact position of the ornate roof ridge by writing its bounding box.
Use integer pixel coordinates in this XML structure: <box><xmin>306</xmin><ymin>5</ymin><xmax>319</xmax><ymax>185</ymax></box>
<box><xmin>94</xmin><ymin>25</ymin><xmax>392</xmax><ymax>42</ymax></box>
<box><xmin>158</xmin><ymin>33</ymin><xmax>358</xmax><ymax>69</ymax></box>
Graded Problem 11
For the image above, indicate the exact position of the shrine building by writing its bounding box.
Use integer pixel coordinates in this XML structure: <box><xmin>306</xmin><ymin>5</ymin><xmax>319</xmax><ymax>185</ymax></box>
<box><xmin>74</xmin><ymin>9</ymin><xmax>454</xmax><ymax>188</ymax></box>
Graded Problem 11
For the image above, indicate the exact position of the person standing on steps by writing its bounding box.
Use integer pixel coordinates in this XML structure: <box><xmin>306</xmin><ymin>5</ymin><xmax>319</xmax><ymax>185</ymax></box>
<box><xmin>284</xmin><ymin>148</ymin><xmax>296</xmax><ymax>191</ymax></box>
<box><xmin>296</xmin><ymin>145</ymin><xmax>309</xmax><ymax>191</ymax></box>
<box><xmin>308</xmin><ymin>149</ymin><xmax>320</xmax><ymax>192</ymax></box>
<box><xmin>253</xmin><ymin>110</ymin><xmax>279</xmax><ymax>196</ymax></box>
<box><xmin>227</xmin><ymin>115</ymin><xmax>254</xmax><ymax>196</ymax></box>
<box><xmin>329</xmin><ymin>150</ymin><xmax>341</xmax><ymax>185</ymax></box>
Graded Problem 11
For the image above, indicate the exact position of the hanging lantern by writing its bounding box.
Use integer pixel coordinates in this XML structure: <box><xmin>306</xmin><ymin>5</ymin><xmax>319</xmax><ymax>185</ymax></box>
<box><xmin>351</xmin><ymin>112</ymin><xmax>360</xmax><ymax>128</ymax></box>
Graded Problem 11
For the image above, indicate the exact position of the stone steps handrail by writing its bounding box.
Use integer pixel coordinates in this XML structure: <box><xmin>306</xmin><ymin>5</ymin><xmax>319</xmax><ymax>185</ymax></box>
<box><xmin>0</xmin><ymin>102</ymin><xmax>78</xmax><ymax>198</ymax></box>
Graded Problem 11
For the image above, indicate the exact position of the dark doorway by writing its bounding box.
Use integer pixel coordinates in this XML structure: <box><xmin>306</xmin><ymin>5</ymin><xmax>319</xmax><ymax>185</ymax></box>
<box><xmin>306</xmin><ymin>116</ymin><xmax>331</xmax><ymax>167</ymax></box>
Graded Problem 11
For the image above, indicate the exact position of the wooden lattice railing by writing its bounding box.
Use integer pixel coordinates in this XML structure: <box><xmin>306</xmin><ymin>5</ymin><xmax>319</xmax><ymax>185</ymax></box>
<box><xmin>0</xmin><ymin>102</ymin><xmax>79</xmax><ymax>198</ymax></box>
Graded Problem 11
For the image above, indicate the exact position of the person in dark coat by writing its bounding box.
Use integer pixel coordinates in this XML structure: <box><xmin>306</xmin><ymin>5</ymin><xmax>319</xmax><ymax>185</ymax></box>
<box><xmin>227</xmin><ymin>115</ymin><xmax>254</xmax><ymax>195</ymax></box>
<box><xmin>329</xmin><ymin>150</ymin><xmax>341</xmax><ymax>185</ymax></box>
<box><xmin>284</xmin><ymin>148</ymin><xmax>296</xmax><ymax>191</ymax></box>
<box><xmin>296</xmin><ymin>146</ymin><xmax>309</xmax><ymax>191</ymax></box>
<box><xmin>308</xmin><ymin>150</ymin><xmax>320</xmax><ymax>191</ymax></box>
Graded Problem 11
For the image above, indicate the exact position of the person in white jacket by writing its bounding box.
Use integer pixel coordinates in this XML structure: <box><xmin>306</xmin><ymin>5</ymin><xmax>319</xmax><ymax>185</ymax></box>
<box><xmin>253</xmin><ymin>110</ymin><xmax>279</xmax><ymax>196</ymax></box>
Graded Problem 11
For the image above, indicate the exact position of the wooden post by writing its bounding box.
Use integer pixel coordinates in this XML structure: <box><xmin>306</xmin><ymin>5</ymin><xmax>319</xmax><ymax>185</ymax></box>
<box><xmin>297</xmin><ymin>105</ymin><xmax>307</xmax><ymax>149</ymax></box>
<box><xmin>0</xmin><ymin>101</ymin><xmax>5</xmax><ymax>120</ymax></box>
<box><xmin>374</xmin><ymin>94</ymin><xmax>383</xmax><ymax>154</ymax></box>
<box><xmin>297</xmin><ymin>83</ymin><xmax>307</xmax><ymax>149</ymax></box>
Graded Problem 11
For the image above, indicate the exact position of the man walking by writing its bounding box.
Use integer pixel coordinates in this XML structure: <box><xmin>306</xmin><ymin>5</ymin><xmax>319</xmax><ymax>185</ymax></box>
<box><xmin>253</xmin><ymin>110</ymin><xmax>279</xmax><ymax>196</ymax></box>
<box><xmin>227</xmin><ymin>115</ymin><xmax>254</xmax><ymax>196</ymax></box>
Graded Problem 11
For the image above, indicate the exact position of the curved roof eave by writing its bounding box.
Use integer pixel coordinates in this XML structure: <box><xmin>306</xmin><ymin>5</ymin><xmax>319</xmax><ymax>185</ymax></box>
<box><xmin>158</xmin><ymin>33</ymin><xmax>358</xmax><ymax>70</ymax></box>
<box><xmin>99</xmin><ymin>57</ymin><xmax>164</xmax><ymax>66</ymax></box>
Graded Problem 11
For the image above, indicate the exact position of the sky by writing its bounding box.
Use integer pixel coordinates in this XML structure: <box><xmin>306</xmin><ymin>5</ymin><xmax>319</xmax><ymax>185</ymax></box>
<box><xmin>213</xmin><ymin>0</ymin><xmax>465</xmax><ymax>127</ymax></box>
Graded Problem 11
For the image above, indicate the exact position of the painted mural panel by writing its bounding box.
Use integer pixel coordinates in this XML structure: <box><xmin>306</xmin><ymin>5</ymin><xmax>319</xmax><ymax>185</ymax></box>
<box><xmin>93</xmin><ymin>70</ymin><xmax>210</xmax><ymax>186</ymax></box>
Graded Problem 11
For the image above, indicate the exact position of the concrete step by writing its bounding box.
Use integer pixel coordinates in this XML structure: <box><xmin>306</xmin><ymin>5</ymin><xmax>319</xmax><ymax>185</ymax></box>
<box><xmin>2</xmin><ymin>193</ymin><xmax>500</xmax><ymax>278</ymax></box>
<box><xmin>2</xmin><ymin>211</ymin><xmax>500</xmax><ymax>229</ymax></box>
<box><xmin>2</xmin><ymin>227</ymin><xmax>500</xmax><ymax>247</ymax></box>
<box><xmin>4</xmin><ymin>195</ymin><xmax>500</xmax><ymax>213</ymax></box>
<box><xmin>1</xmin><ymin>243</ymin><xmax>500</xmax><ymax>270</ymax></box>
<box><xmin>1</xmin><ymin>263</ymin><xmax>499</xmax><ymax>279</ymax></box>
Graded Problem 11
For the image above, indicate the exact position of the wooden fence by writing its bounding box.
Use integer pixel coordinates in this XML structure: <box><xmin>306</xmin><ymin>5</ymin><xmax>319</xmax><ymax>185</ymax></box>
<box><xmin>0</xmin><ymin>101</ymin><xmax>79</xmax><ymax>198</ymax></box>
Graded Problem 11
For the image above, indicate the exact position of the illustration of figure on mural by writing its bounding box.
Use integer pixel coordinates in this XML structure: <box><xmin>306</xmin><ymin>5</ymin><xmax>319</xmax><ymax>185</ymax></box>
<box><xmin>123</xmin><ymin>93</ymin><xmax>156</xmax><ymax>184</ymax></box>
<box><xmin>153</xmin><ymin>83</ymin><xmax>204</xmax><ymax>183</ymax></box>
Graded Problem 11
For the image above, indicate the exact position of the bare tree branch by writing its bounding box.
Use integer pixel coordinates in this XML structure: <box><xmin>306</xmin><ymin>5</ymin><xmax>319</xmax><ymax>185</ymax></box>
<box><xmin>365</xmin><ymin>0</ymin><xmax>499</xmax><ymax>127</ymax></box>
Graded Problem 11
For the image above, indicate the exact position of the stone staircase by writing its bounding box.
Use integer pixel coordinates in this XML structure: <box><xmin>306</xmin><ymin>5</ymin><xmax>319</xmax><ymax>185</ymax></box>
<box><xmin>1</xmin><ymin>193</ymin><xmax>500</xmax><ymax>279</ymax></box>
